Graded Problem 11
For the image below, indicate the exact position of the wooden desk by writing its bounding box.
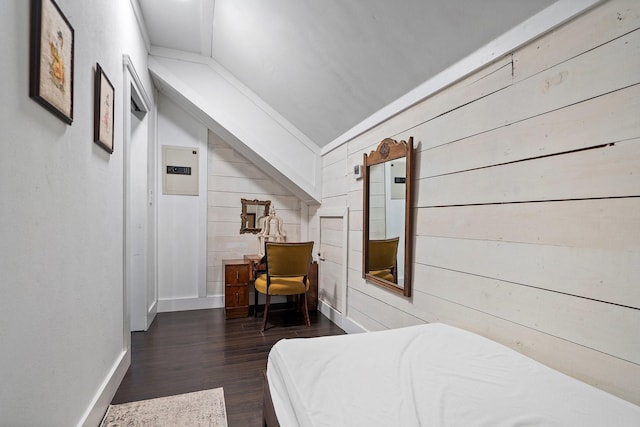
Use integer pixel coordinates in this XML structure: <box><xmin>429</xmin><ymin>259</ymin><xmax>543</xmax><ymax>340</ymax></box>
<box><xmin>223</xmin><ymin>259</ymin><xmax>250</xmax><ymax>319</ymax></box>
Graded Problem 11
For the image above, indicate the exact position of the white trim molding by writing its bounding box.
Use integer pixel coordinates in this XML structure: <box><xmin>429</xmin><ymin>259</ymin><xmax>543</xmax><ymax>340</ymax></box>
<box><xmin>78</xmin><ymin>350</ymin><xmax>130</xmax><ymax>427</ymax></box>
<box><xmin>123</xmin><ymin>55</ymin><xmax>153</xmax><ymax>111</ymax></box>
<box><xmin>157</xmin><ymin>295</ymin><xmax>225</xmax><ymax>313</ymax></box>
<box><xmin>318</xmin><ymin>300</ymin><xmax>367</xmax><ymax>335</ymax></box>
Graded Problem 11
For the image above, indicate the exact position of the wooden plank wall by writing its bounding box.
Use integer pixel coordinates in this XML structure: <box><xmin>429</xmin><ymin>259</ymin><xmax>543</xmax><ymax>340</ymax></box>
<box><xmin>318</xmin><ymin>216</ymin><xmax>345</xmax><ymax>311</ymax></box>
<box><xmin>320</xmin><ymin>0</ymin><xmax>640</xmax><ymax>403</ymax></box>
<box><xmin>207</xmin><ymin>131</ymin><xmax>302</xmax><ymax>295</ymax></box>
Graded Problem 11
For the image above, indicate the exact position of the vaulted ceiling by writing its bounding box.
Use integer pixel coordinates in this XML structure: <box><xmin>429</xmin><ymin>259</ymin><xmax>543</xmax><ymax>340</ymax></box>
<box><xmin>136</xmin><ymin>0</ymin><xmax>556</xmax><ymax>149</ymax></box>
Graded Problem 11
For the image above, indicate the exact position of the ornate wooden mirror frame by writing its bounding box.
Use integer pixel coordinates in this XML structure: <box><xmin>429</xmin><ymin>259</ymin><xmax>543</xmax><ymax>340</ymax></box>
<box><xmin>240</xmin><ymin>198</ymin><xmax>271</xmax><ymax>234</ymax></box>
<box><xmin>362</xmin><ymin>137</ymin><xmax>414</xmax><ymax>297</ymax></box>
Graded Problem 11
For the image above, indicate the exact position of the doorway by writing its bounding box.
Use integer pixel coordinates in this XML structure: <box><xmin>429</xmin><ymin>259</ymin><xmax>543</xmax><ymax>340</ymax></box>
<box><xmin>123</xmin><ymin>56</ymin><xmax>156</xmax><ymax>333</ymax></box>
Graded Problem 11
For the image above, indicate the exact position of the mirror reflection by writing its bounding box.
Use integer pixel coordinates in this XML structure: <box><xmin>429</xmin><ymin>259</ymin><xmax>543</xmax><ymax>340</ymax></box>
<box><xmin>240</xmin><ymin>198</ymin><xmax>271</xmax><ymax>234</ymax></box>
<box><xmin>363</xmin><ymin>137</ymin><xmax>413</xmax><ymax>297</ymax></box>
<box><xmin>367</xmin><ymin>159</ymin><xmax>406</xmax><ymax>286</ymax></box>
<box><xmin>368</xmin><ymin>237</ymin><xmax>399</xmax><ymax>283</ymax></box>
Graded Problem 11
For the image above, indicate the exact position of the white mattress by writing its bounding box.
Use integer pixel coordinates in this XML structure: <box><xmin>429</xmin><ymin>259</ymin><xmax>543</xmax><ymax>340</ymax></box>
<box><xmin>267</xmin><ymin>323</ymin><xmax>640</xmax><ymax>427</ymax></box>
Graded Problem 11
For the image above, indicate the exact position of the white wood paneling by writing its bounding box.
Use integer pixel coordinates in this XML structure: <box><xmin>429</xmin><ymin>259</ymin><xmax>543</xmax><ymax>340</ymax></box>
<box><xmin>347</xmin><ymin>303</ymin><xmax>387</xmax><ymax>333</ymax></box>
<box><xmin>409</xmin><ymin>286</ymin><xmax>640</xmax><ymax>402</ymax></box>
<box><xmin>207</xmin><ymin>175</ymin><xmax>293</xmax><ymax>195</ymax></box>
<box><xmin>348</xmin><ymin>288</ymin><xmax>423</xmax><ymax>330</ymax></box>
<box><xmin>318</xmin><ymin>194</ymin><xmax>348</xmax><ymax>210</ymax></box>
<box><xmin>207</xmin><ymin>206</ymin><xmax>239</xmax><ymax>223</ymax></box>
<box><xmin>408</xmin><ymin>29</ymin><xmax>640</xmax><ymax>155</ymax></box>
<box><xmin>415</xmin><ymin>234</ymin><xmax>640</xmax><ymax>308</ymax></box>
<box><xmin>513</xmin><ymin>0</ymin><xmax>640</xmax><ymax>82</ymax></box>
<box><xmin>347</xmin><ymin>56</ymin><xmax>515</xmax><ymax>155</ymax></box>
<box><xmin>322</xmin><ymin>0</ymin><xmax>603</xmax><ymax>155</ymax></box>
<box><xmin>209</xmin><ymin>160</ymin><xmax>267</xmax><ymax>179</ymax></box>
<box><xmin>416</xmin><ymin>198</ymin><xmax>640</xmax><ymax>250</ymax></box>
<box><xmin>420</xmin><ymin>139</ymin><xmax>640</xmax><ymax>206</ymax></box>
<box><xmin>322</xmin><ymin>158</ymin><xmax>348</xmax><ymax>199</ymax></box>
<box><xmin>413</xmin><ymin>263</ymin><xmax>640</xmax><ymax>363</ymax></box>
<box><xmin>206</xmin><ymin>131</ymin><xmax>303</xmax><ymax>296</ymax></box>
<box><xmin>322</xmin><ymin>143</ymin><xmax>348</xmax><ymax>168</ymax></box>
<box><xmin>422</xmin><ymin>85</ymin><xmax>640</xmax><ymax>178</ymax></box>
<box><xmin>320</xmin><ymin>0</ymin><xmax>640</xmax><ymax>405</ymax></box>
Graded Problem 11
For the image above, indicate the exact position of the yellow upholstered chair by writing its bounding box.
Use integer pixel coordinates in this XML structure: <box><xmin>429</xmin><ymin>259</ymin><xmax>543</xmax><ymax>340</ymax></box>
<box><xmin>254</xmin><ymin>241</ymin><xmax>314</xmax><ymax>332</ymax></box>
<box><xmin>368</xmin><ymin>237</ymin><xmax>399</xmax><ymax>283</ymax></box>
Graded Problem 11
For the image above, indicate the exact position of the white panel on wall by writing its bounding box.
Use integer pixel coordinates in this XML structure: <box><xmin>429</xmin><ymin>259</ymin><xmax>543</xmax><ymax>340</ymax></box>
<box><xmin>162</xmin><ymin>145</ymin><xmax>199</xmax><ymax>195</ymax></box>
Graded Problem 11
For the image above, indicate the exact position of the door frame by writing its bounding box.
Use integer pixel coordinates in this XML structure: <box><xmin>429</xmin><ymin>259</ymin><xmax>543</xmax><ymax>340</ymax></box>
<box><xmin>122</xmin><ymin>55</ymin><xmax>155</xmax><ymax>342</ymax></box>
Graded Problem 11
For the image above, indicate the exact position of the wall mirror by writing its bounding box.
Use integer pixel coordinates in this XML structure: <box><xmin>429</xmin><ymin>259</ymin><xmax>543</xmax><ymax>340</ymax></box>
<box><xmin>240</xmin><ymin>198</ymin><xmax>271</xmax><ymax>234</ymax></box>
<box><xmin>362</xmin><ymin>137</ymin><xmax>414</xmax><ymax>297</ymax></box>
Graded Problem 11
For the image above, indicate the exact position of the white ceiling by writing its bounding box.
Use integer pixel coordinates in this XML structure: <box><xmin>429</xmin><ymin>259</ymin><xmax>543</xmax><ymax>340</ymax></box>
<box><xmin>138</xmin><ymin>0</ymin><xmax>556</xmax><ymax>148</ymax></box>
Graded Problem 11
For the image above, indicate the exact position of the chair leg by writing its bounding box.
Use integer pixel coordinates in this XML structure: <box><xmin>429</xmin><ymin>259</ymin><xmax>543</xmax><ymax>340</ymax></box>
<box><xmin>261</xmin><ymin>293</ymin><xmax>270</xmax><ymax>332</ymax></box>
<box><xmin>301</xmin><ymin>292</ymin><xmax>310</xmax><ymax>327</ymax></box>
<box><xmin>254</xmin><ymin>285</ymin><xmax>259</xmax><ymax>318</ymax></box>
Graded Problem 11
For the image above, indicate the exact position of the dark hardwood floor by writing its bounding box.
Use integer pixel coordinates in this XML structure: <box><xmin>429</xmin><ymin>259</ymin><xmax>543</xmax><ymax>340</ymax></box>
<box><xmin>112</xmin><ymin>307</ymin><xmax>345</xmax><ymax>426</ymax></box>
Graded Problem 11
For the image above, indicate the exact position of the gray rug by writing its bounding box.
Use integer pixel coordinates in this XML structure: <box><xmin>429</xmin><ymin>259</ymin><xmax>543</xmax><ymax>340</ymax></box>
<box><xmin>101</xmin><ymin>388</ymin><xmax>228</xmax><ymax>427</ymax></box>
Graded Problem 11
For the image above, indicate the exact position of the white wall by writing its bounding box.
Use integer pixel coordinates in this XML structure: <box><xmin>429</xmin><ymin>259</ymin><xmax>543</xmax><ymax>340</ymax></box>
<box><xmin>154</xmin><ymin>92</ymin><xmax>308</xmax><ymax>312</ymax></box>
<box><xmin>156</xmin><ymin>93</ymin><xmax>209</xmax><ymax>312</ymax></box>
<box><xmin>318</xmin><ymin>0</ymin><xmax>640</xmax><ymax>404</ymax></box>
<box><xmin>0</xmin><ymin>0</ymin><xmax>152</xmax><ymax>425</ymax></box>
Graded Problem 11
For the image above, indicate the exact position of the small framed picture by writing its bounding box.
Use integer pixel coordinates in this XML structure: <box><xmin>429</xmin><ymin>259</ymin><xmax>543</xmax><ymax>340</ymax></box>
<box><xmin>29</xmin><ymin>0</ymin><xmax>74</xmax><ymax>124</ymax></box>
<box><xmin>94</xmin><ymin>63</ymin><xmax>115</xmax><ymax>154</ymax></box>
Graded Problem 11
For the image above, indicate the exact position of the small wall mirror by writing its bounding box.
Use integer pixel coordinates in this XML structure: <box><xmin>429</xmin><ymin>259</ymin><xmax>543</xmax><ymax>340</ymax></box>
<box><xmin>240</xmin><ymin>198</ymin><xmax>271</xmax><ymax>234</ymax></box>
<box><xmin>363</xmin><ymin>137</ymin><xmax>414</xmax><ymax>296</ymax></box>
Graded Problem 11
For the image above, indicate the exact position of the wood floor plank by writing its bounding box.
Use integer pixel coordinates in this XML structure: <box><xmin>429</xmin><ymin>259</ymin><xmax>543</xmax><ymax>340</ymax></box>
<box><xmin>111</xmin><ymin>307</ymin><xmax>345</xmax><ymax>427</ymax></box>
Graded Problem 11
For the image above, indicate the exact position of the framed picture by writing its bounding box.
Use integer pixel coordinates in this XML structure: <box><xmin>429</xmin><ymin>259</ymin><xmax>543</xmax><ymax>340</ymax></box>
<box><xmin>94</xmin><ymin>63</ymin><xmax>115</xmax><ymax>154</ymax></box>
<box><xmin>29</xmin><ymin>0</ymin><xmax>74</xmax><ymax>124</ymax></box>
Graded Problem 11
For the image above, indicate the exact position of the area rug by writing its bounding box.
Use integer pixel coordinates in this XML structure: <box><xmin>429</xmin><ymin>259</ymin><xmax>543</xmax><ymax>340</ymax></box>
<box><xmin>101</xmin><ymin>388</ymin><xmax>228</xmax><ymax>427</ymax></box>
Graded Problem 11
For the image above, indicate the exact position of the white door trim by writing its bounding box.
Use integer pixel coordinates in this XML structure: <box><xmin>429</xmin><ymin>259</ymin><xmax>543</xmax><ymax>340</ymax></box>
<box><xmin>123</xmin><ymin>55</ymin><xmax>154</xmax><ymax>338</ymax></box>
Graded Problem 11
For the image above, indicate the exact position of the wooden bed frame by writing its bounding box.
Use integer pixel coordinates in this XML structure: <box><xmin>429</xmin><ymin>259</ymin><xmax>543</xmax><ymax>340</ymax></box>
<box><xmin>262</xmin><ymin>371</ymin><xmax>280</xmax><ymax>427</ymax></box>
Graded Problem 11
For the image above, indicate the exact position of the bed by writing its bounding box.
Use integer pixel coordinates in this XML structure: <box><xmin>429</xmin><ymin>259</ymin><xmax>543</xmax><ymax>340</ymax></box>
<box><xmin>264</xmin><ymin>323</ymin><xmax>640</xmax><ymax>426</ymax></box>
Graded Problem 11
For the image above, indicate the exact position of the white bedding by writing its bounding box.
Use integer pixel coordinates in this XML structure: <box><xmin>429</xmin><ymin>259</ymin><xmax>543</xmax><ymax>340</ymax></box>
<box><xmin>267</xmin><ymin>323</ymin><xmax>640</xmax><ymax>427</ymax></box>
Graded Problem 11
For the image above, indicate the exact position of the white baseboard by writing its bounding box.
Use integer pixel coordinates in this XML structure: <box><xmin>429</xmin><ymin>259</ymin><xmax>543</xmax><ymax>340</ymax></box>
<box><xmin>146</xmin><ymin>300</ymin><xmax>158</xmax><ymax>331</ymax></box>
<box><xmin>341</xmin><ymin>315</ymin><xmax>367</xmax><ymax>334</ymax></box>
<box><xmin>317</xmin><ymin>299</ymin><xmax>342</xmax><ymax>327</ymax></box>
<box><xmin>78</xmin><ymin>349</ymin><xmax>130</xmax><ymax>427</ymax></box>
<box><xmin>157</xmin><ymin>295</ymin><xmax>224</xmax><ymax>312</ymax></box>
<box><xmin>318</xmin><ymin>300</ymin><xmax>366</xmax><ymax>334</ymax></box>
